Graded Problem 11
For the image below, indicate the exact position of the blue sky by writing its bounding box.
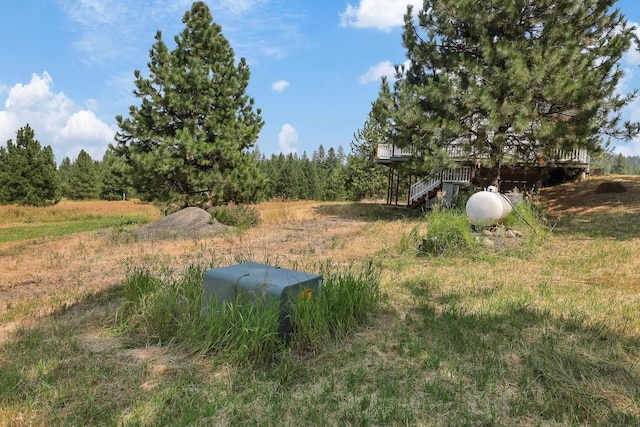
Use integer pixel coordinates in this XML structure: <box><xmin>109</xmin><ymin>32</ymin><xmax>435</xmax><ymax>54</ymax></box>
<box><xmin>1</xmin><ymin>0</ymin><xmax>639</xmax><ymax>164</ymax></box>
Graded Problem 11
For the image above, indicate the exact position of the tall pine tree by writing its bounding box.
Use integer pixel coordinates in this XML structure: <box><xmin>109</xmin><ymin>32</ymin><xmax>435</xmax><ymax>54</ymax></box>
<box><xmin>113</xmin><ymin>1</ymin><xmax>265</xmax><ymax>207</ymax></box>
<box><xmin>382</xmin><ymin>0</ymin><xmax>639</xmax><ymax>185</ymax></box>
<box><xmin>347</xmin><ymin>82</ymin><xmax>393</xmax><ymax>201</ymax></box>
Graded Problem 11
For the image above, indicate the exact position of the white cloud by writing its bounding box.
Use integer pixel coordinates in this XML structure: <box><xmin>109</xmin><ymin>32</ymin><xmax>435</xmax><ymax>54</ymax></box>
<box><xmin>358</xmin><ymin>61</ymin><xmax>395</xmax><ymax>84</ymax></box>
<box><xmin>5</xmin><ymin>72</ymin><xmax>56</xmax><ymax>109</ymax></box>
<box><xmin>358</xmin><ymin>60</ymin><xmax>409</xmax><ymax>84</ymax></box>
<box><xmin>278</xmin><ymin>123</ymin><xmax>298</xmax><ymax>154</ymax></box>
<box><xmin>84</xmin><ymin>98</ymin><xmax>100</xmax><ymax>111</ymax></box>
<box><xmin>271</xmin><ymin>80</ymin><xmax>290</xmax><ymax>92</ymax></box>
<box><xmin>340</xmin><ymin>0</ymin><xmax>423</xmax><ymax>32</ymax></box>
<box><xmin>58</xmin><ymin>110</ymin><xmax>115</xmax><ymax>143</ymax></box>
<box><xmin>0</xmin><ymin>72</ymin><xmax>115</xmax><ymax>163</ymax></box>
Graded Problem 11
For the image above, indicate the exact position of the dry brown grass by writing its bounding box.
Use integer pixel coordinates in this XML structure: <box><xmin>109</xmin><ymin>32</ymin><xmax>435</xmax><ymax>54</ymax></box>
<box><xmin>254</xmin><ymin>200</ymin><xmax>325</xmax><ymax>225</ymax></box>
<box><xmin>0</xmin><ymin>199</ymin><xmax>161</xmax><ymax>227</ymax></box>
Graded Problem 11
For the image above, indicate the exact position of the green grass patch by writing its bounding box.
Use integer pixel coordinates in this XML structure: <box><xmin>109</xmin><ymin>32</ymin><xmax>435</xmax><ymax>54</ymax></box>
<box><xmin>0</xmin><ymin>215</ymin><xmax>150</xmax><ymax>243</ymax></box>
<box><xmin>504</xmin><ymin>200</ymin><xmax>550</xmax><ymax>244</ymax></box>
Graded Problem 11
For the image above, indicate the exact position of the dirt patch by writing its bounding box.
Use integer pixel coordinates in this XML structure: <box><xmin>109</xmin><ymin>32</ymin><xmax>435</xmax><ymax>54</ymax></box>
<box><xmin>540</xmin><ymin>175</ymin><xmax>640</xmax><ymax>216</ymax></box>
<box><xmin>136</xmin><ymin>207</ymin><xmax>231</xmax><ymax>241</ymax></box>
<box><xmin>595</xmin><ymin>181</ymin><xmax>627</xmax><ymax>194</ymax></box>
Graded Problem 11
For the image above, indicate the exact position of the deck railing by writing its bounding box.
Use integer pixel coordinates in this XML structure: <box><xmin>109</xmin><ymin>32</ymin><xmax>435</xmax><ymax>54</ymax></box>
<box><xmin>376</xmin><ymin>144</ymin><xmax>414</xmax><ymax>159</ymax></box>
<box><xmin>442</xmin><ymin>166</ymin><xmax>472</xmax><ymax>183</ymax></box>
<box><xmin>550</xmin><ymin>149</ymin><xmax>590</xmax><ymax>164</ymax></box>
<box><xmin>377</xmin><ymin>144</ymin><xmax>590</xmax><ymax>165</ymax></box>
<box><xmin>410</xmin><ymin>174</ymin><xmax>441</xmax><ymax>203</ymax></box>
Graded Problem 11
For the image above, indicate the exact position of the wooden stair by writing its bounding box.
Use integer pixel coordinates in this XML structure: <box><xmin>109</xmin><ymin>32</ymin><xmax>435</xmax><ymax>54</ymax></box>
<box><xmin>409</xmin><ymin>167</ymin><xmax>473</xmax><ymax>207</ymax></box>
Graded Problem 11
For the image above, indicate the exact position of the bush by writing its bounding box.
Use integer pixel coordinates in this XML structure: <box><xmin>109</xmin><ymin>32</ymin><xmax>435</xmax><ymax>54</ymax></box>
<box><xmin>210</xmin><ymin>204</ymin><xmax>260</xmax><ymax>229</ymax></box>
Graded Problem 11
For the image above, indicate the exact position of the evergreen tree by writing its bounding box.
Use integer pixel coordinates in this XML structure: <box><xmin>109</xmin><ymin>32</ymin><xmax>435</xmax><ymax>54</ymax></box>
<box><xmin>0</xmin><ymin>125</ymin><xmax>59</xmax><ymax>206</ymax></box>
<box><xmin>65</xmin><ymin>150</ymin><xmax>100</xmax><ymax>200</ymax></box>
<box><xmin>305</xmin><ymin>156</ymin><xmax>324</xmax><ymax>200</ymax></box>
<box><xmin>346</xmin><ymin>89</ymin><xmax>391</xmax><ymax>201</ymax></box>
<box><xmin>113</xmin><ymin>1</ymin><xmax>265</xmax><ymax>207</ymax></box>
<box><xmin>611</xmin><ymin>153</ymin><xmax>629</xmax><ymax>174</ymax></box>
<box><xmin>99</xmin><ymin>150</ymin><xmax>130</xmax><ymax>200</ymax></box>
<box><xmin>384</xmin><ymin>0</ymin><xmax>639</xmax><ymax>185</ymax></box>
<box><xmin>625</xmin><ymin>155</ymin><xmax>640</xmax><ymax>174</ymax></box>
<box><xmin>321</xmin><ymin>147</ymin><xmax>347</xmax><ymax>201</ymax></box>
<box><xmin>57</xmin><ymin>156</ymin><xmax>73</xmax><ymax>198</ymax></box>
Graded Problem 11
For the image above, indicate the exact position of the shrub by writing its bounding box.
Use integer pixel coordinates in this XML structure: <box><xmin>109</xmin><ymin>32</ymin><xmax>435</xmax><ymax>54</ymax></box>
<box><xmin>210</xmin><ymin>204</ymin><xmax>260</xmax><ymax>229</ymax></box>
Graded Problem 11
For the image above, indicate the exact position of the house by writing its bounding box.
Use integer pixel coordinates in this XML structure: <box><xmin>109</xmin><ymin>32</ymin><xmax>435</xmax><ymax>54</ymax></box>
<box><xmin>375</xmin><ymin>143</ymin><xmax>590</xmax><ymax>207</ymax></box>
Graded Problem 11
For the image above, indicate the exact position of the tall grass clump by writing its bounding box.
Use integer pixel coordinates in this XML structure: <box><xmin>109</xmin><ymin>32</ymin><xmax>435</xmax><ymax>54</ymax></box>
<box><xmin>292</xmin><ymin>260</ymin><xmax>382</xmax><ymax>351</ymax></box>
<box><xmin>115</xmin><ymin>260</ymin><xmax>382</xmax><ymax>365</ymax></box>
<box><xmin>503</xmin><ymin>200</ymin><xmax>550</xmax><ymax>245</ymax></box>
<box><xmin>210</xmin><ymin>204</ymin><xmax>260</xmax><ymax>230</ymax></box>
<box><xmin>420</xmin><ymin>208</ymin><xmax>477</xmax><ymax>256</ymax></box>
<box><xmin>116</xmin><ymin>265</ymin><xmax>204</xmax><ymax>343</ymax></box>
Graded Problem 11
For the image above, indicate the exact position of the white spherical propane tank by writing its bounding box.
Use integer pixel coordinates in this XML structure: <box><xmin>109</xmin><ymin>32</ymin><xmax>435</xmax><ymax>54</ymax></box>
<box><xmin>466</xmin><ymin>190</ymin><xmax>512</xmax><ymax>226</ymax></box>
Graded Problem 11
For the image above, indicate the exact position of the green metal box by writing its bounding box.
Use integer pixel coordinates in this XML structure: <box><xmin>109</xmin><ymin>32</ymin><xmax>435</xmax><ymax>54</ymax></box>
<box><xmin>202</xmin><ymin>262</ymin><xmax>323</xmax><ymax>333</ymax></box>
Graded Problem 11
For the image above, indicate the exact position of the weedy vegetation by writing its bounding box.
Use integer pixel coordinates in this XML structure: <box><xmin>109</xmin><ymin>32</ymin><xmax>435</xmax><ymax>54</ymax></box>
<box><xmin>116</xmin><ymin>261</ymin><xmax>381</xmax><ymax>365</ymax></box>
<box><xmin>1</xmin><ymin>177</ymin><xmax>640</xmax><ymax>426</ymax></box>
<box><xmin>210</xmin><ymin>204</ymin><xmax>261</xmax><ymax>230</ymax></box>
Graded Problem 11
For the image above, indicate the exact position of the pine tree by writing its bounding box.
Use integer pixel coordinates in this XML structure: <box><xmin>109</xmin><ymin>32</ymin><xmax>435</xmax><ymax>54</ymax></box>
<box><xmin>57</xmin><ymin>157</ymin><xmax>73</xmax><ymax>198</ymax></box>
<box><xmin>611</xmin><ymin>153</ymin><xmax>629</xmax><ymax>174</ymax></box>
<box><xmin>346</xmin><ymin>87</ymin><xmax>392</xmax><ymax>201</ymax></box>
<box><xmin>113</xmin><ymin>1</ymin><xmax>265</xmax><ymax>207</ymax></box>
<box><xmin>322</xmin><ymin>147</ymin><xmax>347</xmax><ymax>201</ymax></box>
<box><xmin>305</xmin><ymin>156</ymin><xmax>324</xmax><ymax>200</ymax></box>
<box><xmin>0</xmin><ymin>125</ymin><xmax>59</xmax><ymax>206</ymax></box>
<box><xmin>67</xmin><ymin>150</ymin><xmax>100</xmax><ymax>200</ymax></box>
<box><xmin>386</xmin><ymin>0</ymin><xmax>639</xmax><ymax>183</ymax></box>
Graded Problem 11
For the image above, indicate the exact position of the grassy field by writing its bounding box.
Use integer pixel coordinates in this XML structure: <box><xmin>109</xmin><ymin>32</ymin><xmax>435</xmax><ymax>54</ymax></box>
<box><xmin>1</xmin><ymin>177</ymin><xmax>639</xmax><ymax>426</ymax></box>
<box><xmin>0</xmin><ymin>199</ymin><xmax>161</xmax><ymax>243</ymax></box>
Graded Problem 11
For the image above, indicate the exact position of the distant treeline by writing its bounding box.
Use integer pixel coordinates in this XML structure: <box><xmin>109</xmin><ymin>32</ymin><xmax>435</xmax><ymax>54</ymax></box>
<box><xmin>54</xmin><ymin>143</ymin><xmax>388</xmax><ymax>204</ymax></box>
<box><xmin>2</xmin><ymin>124</ymin><xmax>637</xmax><ymax>208</ymax></box>
<box><xmin>591</xmin><ymin>153</ymin><xmax>640</xmax><ymax>175</ymax></box>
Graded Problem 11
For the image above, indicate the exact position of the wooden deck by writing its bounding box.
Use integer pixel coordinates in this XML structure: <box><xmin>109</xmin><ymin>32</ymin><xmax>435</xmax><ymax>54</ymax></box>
<box><xmin>377</xmin><ymin>143</ymin><xmax>591</xmax><ymax>207</ymax></box>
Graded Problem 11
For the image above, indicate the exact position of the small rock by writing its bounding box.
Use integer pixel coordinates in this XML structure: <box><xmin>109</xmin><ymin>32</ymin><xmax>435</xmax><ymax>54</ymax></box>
<box><xmin>512</xmin><ymin>230</ymin><xmax>523</xmax><ymax>237</ymax></box>
<box><xmin>483</xmin><ymin>237</ymin><xmax>495</xmax><ymax>247</ymax></box>
<box><xmin>483</xmin><ymin>230</ymin><xmax>493</xmax><ymax>237</ymax></box>
<box><xmin>505</xmin><ymin>230</ymin><xmax>516</xmax><ymax>238</ymax></box>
